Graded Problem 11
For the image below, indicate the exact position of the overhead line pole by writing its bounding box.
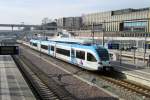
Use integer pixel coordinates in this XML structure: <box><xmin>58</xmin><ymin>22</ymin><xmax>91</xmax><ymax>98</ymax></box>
<box><xmin>143</xmin><ymin>11</ymin><xmax>149</xmax><ymax>63</ymax></box>
<box><xmin>102</xmin><ymin>20</ymin><xmax>105</xmax><ymax>47</ymax></box>
<box><xmin>92</xmin><ymin>23</ymin><xmax>95</xmax><ymax>44</ymax></box>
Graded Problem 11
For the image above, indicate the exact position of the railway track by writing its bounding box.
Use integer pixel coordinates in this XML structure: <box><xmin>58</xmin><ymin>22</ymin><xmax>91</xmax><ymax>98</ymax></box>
<box><xmin>99</xmin><ymin>75</ymin><xmax>150</xmax><ymax>98</ymax></box>
<box><xmin>13</xmin><ymin>55</ymin><xmax>75</xmax><ymax>100</ymax></box>
<box><xmin>19</xmin><ymin>42</ymin><xmax>150</xmax><ymax>99</ymax></box>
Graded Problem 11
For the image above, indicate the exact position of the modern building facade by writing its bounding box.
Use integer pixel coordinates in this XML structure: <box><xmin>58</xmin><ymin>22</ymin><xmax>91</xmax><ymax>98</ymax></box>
<box><xmin>57</xmin><ymin>17</ymin><xmax>82</xmax><ymax>30</ymax></box>
<box><xmin>82</xmin><ymin>7</ymin><xmax>150</xmax><ymax>32</ymax></box>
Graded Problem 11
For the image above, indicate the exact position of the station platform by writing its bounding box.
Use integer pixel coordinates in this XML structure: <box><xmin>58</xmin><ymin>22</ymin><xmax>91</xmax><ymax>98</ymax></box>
<box><xmin>111</xmin><ymin>61</ymin><xmax>150</xmax><ymax>87</ymax></box>
<box><xmin>109</xmin><ymin>49</ymin><xmax>150</xmax><ymax>87</ymax></box>
<box><xmin>109</xmin><ymin>49</ymin><xmax>149</xmax><ymax>60</ymax></box>
<box><xmin>0</xmin><ymin>55</ymin><xmax>36</xmax><ymax>100</ymax></box>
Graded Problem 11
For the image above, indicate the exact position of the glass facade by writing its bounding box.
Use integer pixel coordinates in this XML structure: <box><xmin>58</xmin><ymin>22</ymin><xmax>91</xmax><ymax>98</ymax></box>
<box><xmin>82</xmin><ymin>7</ymin><xmax>150</xmax><ymax>32</ymax></box>
<box><xmin>123</xmin><ymin>21</ymin><xmax>147</xmax><ymax>32</ymax></box>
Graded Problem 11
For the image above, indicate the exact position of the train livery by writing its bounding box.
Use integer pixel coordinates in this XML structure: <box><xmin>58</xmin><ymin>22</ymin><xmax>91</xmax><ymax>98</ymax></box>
<box><xmin>29</xmin><ymin>39</ymin><xmax>112</xmax><ymax>71</ymax></box>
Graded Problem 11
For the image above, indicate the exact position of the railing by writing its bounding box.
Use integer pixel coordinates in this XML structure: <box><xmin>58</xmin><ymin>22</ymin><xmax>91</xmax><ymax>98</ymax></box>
<box><xmin>68</xmin><ymin>30</ymin><xmax>150</xmax><ymax>37</ymax></box>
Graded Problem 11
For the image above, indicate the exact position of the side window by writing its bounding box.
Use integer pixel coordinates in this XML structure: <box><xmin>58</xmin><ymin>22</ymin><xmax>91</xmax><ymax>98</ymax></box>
<box><xmin>87</xmin><ymin>53</ymin><xmax>97</xmax><ymax>62</ymax></box>
<box><xmin>56</xmin><ymin>48</ymin><xmax>70</xmax><ymax>56</ymax></box>
<box><xmin>41</xmin><ymin>45</ymin><xmax>48</xmax><ymax>50</ymax></box>
<box><xmin>51</xmin><ymin>46</ymin><xmax>54</xmax><ymax>51</ymax></box>
<box><xmin>33</xmin><ymin>43</ymin><xmax>37</xmax><ymax>47</ymax></box>
<box><xmin>76</xmin><ymin>50</ymin><xmax>85</xmax><ymax>60</ymax></box>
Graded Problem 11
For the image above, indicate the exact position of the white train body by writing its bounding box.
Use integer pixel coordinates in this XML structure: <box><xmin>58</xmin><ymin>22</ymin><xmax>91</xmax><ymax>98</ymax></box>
<box><xmin>29</xmin><ymin>39</ymin><xmax>112</xmax><ymax>71</ymax></box>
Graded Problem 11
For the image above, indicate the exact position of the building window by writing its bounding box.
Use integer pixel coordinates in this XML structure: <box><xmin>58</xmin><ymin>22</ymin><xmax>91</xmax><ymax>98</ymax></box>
<box><xmin>123</xmin><ymin>21</ymin><xmax>147</xmax><ymax>32</ymax></box>
<box><xmin>41</xmin><ymin>45</ymin><xmax>48</xmax><ymax>50</ymax></box>
<box><xmin>87</xmin><ymin>53</ymin><xmax>97</xmax><ymax>62</ymax></box>
<box><xmin>119</xmin><ymin>23</ymin><xmax>124</xmax><ymax>31</ymax></box>
<box><xmin>56</xmin><ymin>48</ymin><xmax>70</xmax><ymax>56</ymax></box>
<box><xmin>51</xmin><ymin>46</ymin><xmax>54</xmax><ymax>51</ymax></box>
<box><xmin>76</xmin><ymin>50</ymin><xmax>85</xmax><ymax>60</ymax></box>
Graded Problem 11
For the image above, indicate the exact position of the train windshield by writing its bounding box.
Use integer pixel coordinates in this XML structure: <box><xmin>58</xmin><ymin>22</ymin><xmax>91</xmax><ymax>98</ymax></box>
<box><xmin>96</xmin><ymin>48</ymin><xmax>109</xmax><ymax>61</ymax></box>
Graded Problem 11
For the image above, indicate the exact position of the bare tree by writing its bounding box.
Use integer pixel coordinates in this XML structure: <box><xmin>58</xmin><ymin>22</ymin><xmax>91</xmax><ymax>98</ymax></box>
<box><xmin>42</xmin><ymin>17</ymin><xmax>51</xmax><ymax>25</ymax></box>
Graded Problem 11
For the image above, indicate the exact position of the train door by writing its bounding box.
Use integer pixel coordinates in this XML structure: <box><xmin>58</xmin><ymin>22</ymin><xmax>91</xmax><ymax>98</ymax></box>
<box><xmin>86</xmin><ymin>52</ymin><xmax>98</xmax><ymax>70</ymax></box>
<box><xmin>37</xmin><ymin>43</ymin><xmax>41</xmax><ymax>51</ymax></box>
<box><xmin>54</xmin><ymin>43</ymin><xmax>56</xmax><ymax>57</ymax></box>
<box><xmin>71</xmin><ymin>48</ymin><xmax>76</xmax><ymax>64</ymax></box>
<box><xmin>48</xmin><ymin>45</ymin><xmax>50</xmax><ymax>55</ymax></box>
<box><xmin>50</xmin><ymin>45</ymin><xmax>55</xmax><ymax>57</ymax></box>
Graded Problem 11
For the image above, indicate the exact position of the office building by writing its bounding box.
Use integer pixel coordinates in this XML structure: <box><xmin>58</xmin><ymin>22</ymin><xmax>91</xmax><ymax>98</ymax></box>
<box><xmin>82</xmin><ymin>7</ymin><xmax>150</xmax><ymax>32</ymax></box>
<box><xmin>57</xmin><ymin>17</ymin><xmax>82</xmax><ymax>30</ymax></box>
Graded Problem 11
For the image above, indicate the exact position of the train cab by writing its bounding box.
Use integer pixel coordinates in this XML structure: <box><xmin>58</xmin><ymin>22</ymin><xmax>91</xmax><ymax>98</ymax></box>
<box><xmin>95</xmin><ymin>47</ymin><xmax>111</xmax><ymax>71</ymax></box>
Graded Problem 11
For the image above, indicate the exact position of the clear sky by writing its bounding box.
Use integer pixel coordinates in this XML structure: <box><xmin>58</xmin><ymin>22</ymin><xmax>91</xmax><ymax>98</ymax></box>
<box><xmin>0</xmin><ymin>0</ymin><xmax>149</xmax><ymax>25</ymax></box>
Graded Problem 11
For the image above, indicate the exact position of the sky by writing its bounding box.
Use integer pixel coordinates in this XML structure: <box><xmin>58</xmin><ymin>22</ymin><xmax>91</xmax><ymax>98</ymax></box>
<box><xmin>0</xmin><ymin>0</ymin><xmax>149</xmax><ymax>25</ymax></box>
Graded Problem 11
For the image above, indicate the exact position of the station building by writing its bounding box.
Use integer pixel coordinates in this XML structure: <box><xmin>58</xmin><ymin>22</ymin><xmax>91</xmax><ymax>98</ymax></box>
<box><xmin>82</xmin><ymin>7</ymin><xmax>150</xmax><ymax>32</ymax></box>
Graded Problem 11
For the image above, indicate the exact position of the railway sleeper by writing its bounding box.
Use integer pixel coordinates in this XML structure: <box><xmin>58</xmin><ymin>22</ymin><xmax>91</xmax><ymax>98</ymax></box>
<box><xmin>101</xmin><ymin>76</ymin><xmax>150</xmax><ymax>98</ymax></box>
<box><xmin>13</xmin><ymin>56</ymin><xmax>61</xmax><ymax>100</ymax></box>
<box><xmin>19</xmin><ymin>55</ymin><xmax>76</xmax><ymax>100</ymax></box>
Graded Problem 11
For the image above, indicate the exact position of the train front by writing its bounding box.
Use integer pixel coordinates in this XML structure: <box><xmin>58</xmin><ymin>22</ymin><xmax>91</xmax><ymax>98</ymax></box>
<box><xmin>96</xmin><ymin>47</ymin><xmax>112</xmax><ymax>71</ymax></box>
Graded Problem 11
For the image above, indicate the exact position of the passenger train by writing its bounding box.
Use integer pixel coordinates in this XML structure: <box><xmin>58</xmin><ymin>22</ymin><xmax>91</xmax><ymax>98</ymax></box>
<box><xmin>29</xmin><ymin>38</ymin><xmax>112</xmax><ymax>71</ymax></box>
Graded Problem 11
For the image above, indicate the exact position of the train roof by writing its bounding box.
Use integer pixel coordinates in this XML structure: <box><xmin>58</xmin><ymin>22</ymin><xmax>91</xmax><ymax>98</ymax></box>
<box><xmin>30</xmin><ymin>39</ymin><xmax>107</xmax><ymax>50</ymax></box>
<box><xmin>48</xmin><ymin>38</ymin><xmax>93</xmax><ymax>44</ymax></box>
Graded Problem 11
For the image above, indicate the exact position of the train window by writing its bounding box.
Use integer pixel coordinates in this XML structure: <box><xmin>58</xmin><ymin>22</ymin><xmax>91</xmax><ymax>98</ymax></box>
<box><xmin>51</xmin><ymin>46</ymin><xmax>54</xmax><ymax>51</ymax></box>
<box><xmin>76</xmin><ymin>50</ymin><xmax>85</xmax><ymax>60</ymax></box>
<box><xmin>96</xmin><ymin>48</ymin><xmax>109</xmax><ymax>61</ymax></box>
<box><xmin>146</xmin><ymin>44</ymin><xmax>150</xmax><ymax>49</ymax></box>
<box><xmin>32</xmin><ymin>43</ymin><xmax>37</xmax><ymax>47</ymax></box>
<box><xmin>148</xmin><ymin>44</ymin><xmax>150</xmax><ymax>49</ymax></box>
<box><xmin>87</xmin><ymin>53</ymin><xmax>97</xmax><ymax>62</ymax></box>
<box><xmin>56</xmin><ymin>48</ymin><xmax>70</xmax><ymax>56</ymax></box>
<box><xmin>41</xmin><ymin>45</ymin><xmax>48</xmax><ymax>50</ymax></box>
